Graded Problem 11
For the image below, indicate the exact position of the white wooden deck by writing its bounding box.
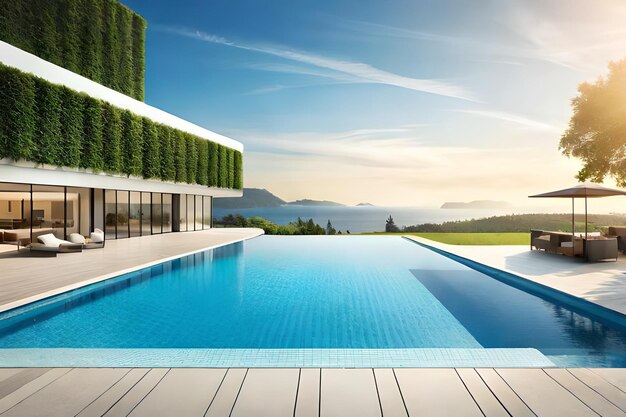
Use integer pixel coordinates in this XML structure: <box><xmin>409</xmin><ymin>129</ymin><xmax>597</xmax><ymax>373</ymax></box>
<box><xmin>0</xmin><ymin>228</ymin><xmax>263</xmax><ymax>312</ymax></box>
<box><xmin>0</xmin><ymin>367</ymin><xmax>624</xmax><ymax>416</ymax></box>
<box><xmin>405</xmin><ymin>236</ymin><xmax>626</xmax><ymax>316</ymax></box>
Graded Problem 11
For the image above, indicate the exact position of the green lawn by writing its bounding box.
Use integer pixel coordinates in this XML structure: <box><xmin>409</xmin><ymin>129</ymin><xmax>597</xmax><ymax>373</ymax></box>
<box><xmin>362</xmin><ymin>232</ymin><xmax>530</xmax><ymax>245</ymax></box>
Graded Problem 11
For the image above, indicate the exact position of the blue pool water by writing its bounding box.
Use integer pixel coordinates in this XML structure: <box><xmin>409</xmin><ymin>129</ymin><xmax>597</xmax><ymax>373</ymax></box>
<box><xmin>1</xmin><ymin>236</ymin><xmax>626</xmax><ymax>367</ymax></box>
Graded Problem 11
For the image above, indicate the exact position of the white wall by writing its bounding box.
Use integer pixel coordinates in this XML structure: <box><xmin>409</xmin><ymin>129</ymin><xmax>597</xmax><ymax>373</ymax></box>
<box><xmin>0</xmin><ymin>40</ymin><xmax>243</xmax><ymax>152</ymax></box>
<box><xmin>0</xmin><ymin>161</ymin><xmax>243</xmax><ymax>198</ymax></box>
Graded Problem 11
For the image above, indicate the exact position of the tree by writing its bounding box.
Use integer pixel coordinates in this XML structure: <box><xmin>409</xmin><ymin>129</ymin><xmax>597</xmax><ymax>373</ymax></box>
<box><xmin>385</xmin><ymin>215</ymin><xmax>400</xmax><ymax>232</ymax></box>
<box><xmin>560</xmin><ymin>58</ymin><xmax>626</xmax><ymax>185</ymax></box>
<box><xmin>326</xmin><ymin>220</ymin><xmax>336</xmax><ymax>235</ymax></box>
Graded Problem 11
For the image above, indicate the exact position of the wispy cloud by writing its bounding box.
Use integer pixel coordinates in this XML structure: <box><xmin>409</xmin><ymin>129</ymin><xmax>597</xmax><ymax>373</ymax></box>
<box><xmin>157</xmin><ymin>26</ymin><xmax>475</xmax><ymax>101</ymax></box>
<box><xmin>236</xmin><ymin>127</ymin><xmax>580</xmax><ymax>205</ymax></box>
<box><xmin>452</xmin><ymin>109</ymin><xmax>563</xmax><ymax>132</ymax></box>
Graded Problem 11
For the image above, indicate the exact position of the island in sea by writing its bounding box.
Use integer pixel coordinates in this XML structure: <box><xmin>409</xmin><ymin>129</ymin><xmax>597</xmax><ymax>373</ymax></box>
<box><xmin>440</xmin><ymin>200</ymin><xmax>511</xmax><ymax>209</ymax></box>
<box><xmin>356</xmin><ymin>202</ymin><xmax>375</xmax><ymax>207</ymax></box>
<box><xmin>287</xmin><ymin>199</ymin><xmax>345</xmax><ymax>207</ymax></box>
<box><xmin>213</xmin><ymin>188</ymin><xmax>346</xmax><ymax>209</ymax></box>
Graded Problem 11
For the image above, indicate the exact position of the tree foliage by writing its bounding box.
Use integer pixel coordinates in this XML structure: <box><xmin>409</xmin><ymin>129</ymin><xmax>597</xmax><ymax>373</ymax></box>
<box><xmin>560</xmin><ymin>58</ymin><xmax>626</xmax><ymax>185</ymax></box>
<box><xmin>0</xmin><ymin>63</ymin><xmax>242</xmax><ymax>188</ymax></box>
<box><xmin>385</xmin><ymin>215</ymin><xmax>400</xmax><ymax>232</ymax></box>
<box><xmin>0</xmin><ymin>0</ymin><xmax>146</xmax><ymax>100</ymax></box>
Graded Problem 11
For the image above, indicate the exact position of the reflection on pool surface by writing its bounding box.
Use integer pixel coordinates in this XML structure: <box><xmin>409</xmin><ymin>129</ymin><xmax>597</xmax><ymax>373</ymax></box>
<box><xmin>0</xmin><ymin>236</ymin><xmax>625</xmax><ymax>367</ymax></box>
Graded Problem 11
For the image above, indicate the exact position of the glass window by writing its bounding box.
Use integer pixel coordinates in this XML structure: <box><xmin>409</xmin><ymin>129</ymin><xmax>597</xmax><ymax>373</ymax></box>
<box><xmin>32</xmin><ymin>185</ymin><xmax>65</xmax><ymax>239</ymax></box>
<box><xmin>66</xmin><ymin>187</ymin><xmax>91</xmax><ymax>237</ymax></box>
<box><xmin>0</xmin><ymin>182</ymin><xmax>30</xmax><ymax>241</ymax></box>
<box><xmin>187</xmin><ymin>195</ymin><xmax>194</xmax><ymax>232</ymax></box>
<box><xmin>129</xmin><ymin>192</ymin><xmax>141</xmax><ymax>238</ymax></box>
<box><xmin>152</xmin><ymin>193</ymin><xmax>162</xmax><ymax>234</ymax></box>
<box><xmin>105</xmin><ymin>189</ymin><xmax>116</xmax><ymax>239</ymax></box>
<box><xmin>195</xmin><ymin>195</ymin><xmax>203</xmax><ymax>231</ymax></box>
<box><xmin>141</xmin><ymin>192</ymin><xmax>151</xmax><ymax>236</ymax></box>
<box><xmin>162</xmin><ymin>194</ymin><xmax>172</xmax><ymax>233</ymax></box>
<box><xmin>203</xmin><ymin>196</ymin><xmax>211</xmax><ymax>229</ymax></box>
<box><xmin>116</xmin><ymin>191</ymin><xmax>129</xmax><ymax>239</ymax></box>
<box><xmin>179</xmin><ymin>194</ymin><xmax>187</xmax><ymax>232</ymax></box>
<box><xmin>93</xmin><ymin>188</ymin><xmax>104</xmax><ymax>235</ymax></box>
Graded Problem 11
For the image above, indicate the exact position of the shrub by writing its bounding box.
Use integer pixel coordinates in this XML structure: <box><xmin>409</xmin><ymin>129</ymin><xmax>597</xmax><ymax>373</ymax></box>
<box><xmin>102</xmin><ymin>103</ymin><xmax>122</xmax><ymax>172</ymax></box>
<box><xmin>208</xmin><ymin>142</ymin><xmax>219</xmax><ymax>187</ymax></box>
<box><xmin>218</xmin><ymin>145</ymin><xmax>228</xmax><ymax>188</ymax></box>
<box><xmin>142</xmin><ymin>117</ymin><xmax>160</xmax><ymax>178</ymax></box>
<box><xmin>121</xmin><ymin>110</ymin><xmax>143</xmax><ymax>176</ymax></box>
<box><xmin>116</xmin><ymin>6</ymin><xmax>134</xmax><ymax>98</ymax></box>
<box><xmin>33</xmin><ymin>78</ymin><xmax>63</xmax><ymax>165</ymax></box>
<box><xmin>185</xmin><ymin>134</ymin><xmax>198</xmax><ymax>184</ymax></box>
<box><xmin>0</xmin><ymin>66</ymin><xmax>36</xmax><ymax>161</ymax></box>
<box><xmin>174</xmin><ymin>130</ymin><xmax>187</xmax><ymax>183</ymax></box>
<box><xmin>196</xmin><ymin>139</ymin><xmax>209</xmax><ymax>185</ymax></box>
<box><xmin>80</xmin><ymin>0</ymin><xmax>103</xmax><ymax>83</ymax></box>
<box><xmin>59</xmin><ymin>86</ymin><xmax>83</xmax><ymax>167</ymax></box>
<box><xmin>234</xmin><ymin>151</ymin><xmax>243</xmax><ymax>189</ymax></box>
<box><xmin>159</xmin><ymin>125</ymin><xmax>176</xmax><ymax>181</ymax></box>
<box><xmin>101</xmin><ymin>0</ymin><xmax>119</xmax><ymax>91</ymax></box>
<box><xmin>81</xmin><ymin>95</ymin><xmax>104</xmax><ymax>171</ymax></box>
<box><xmin>131</xmin><ymin>13</ymin><xmax>146</xmax><ymax>101</ymax></box>
<box><xmin>33</xmin><ymin>0</ymin><xmax>61</xmax><ymax>63</ymax></box>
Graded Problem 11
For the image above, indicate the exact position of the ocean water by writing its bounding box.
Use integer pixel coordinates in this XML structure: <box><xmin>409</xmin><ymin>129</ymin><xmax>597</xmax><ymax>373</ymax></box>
<box><xmin>212</xmin><ymin>206</ymin><xmax>545</xmax><ymax>232</ymax></box>
<box><xmin>1</xmin><ymin>236</ymin><xmax>626</xmax><ymax>367</ymax></box>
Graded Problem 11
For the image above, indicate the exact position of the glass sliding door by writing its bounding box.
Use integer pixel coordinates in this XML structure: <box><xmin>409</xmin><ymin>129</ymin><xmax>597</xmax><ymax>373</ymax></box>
<box><xmin>129</xmin><ymin>192</ymin><xmax>141</xmax><ymax>237</ymax></box>
<box><xmin>0</xmin><ymin>183</ymin><xmax>30</xmax><ymax>242</ymax></box>
<box><xmin>66</xmin><ymin>187</ymin><xmax>90</xmax><ymax>238</ymax></box>
<box><xmin>195</xmin><ymin>195</ymin><xmax>203</xmax><ymax>231</ymax></box>
<box><xmin>141</xmin><ymin>192</ymin><xmax>151</xmax><ymax>236</ymax></box>
<box><xmin>105</xmin><ymin>190</ymin><xmax>116</xmax><ymax>239</ymax></box>
<box><xmin>187</xmin><ymin>195</ymin><xmax>194</xmax><ymax>232</ymax></box>
<box><xmin>32</xmin><ymin>185</ymin><xmax>65</xmax><ymax>239</ymax></box>
<box><xmin>179</xmin><ymin>194</ymin><xmax>187</xmax><ymax>232</ymax></box>
<box><xmin>162</xmin><ymin>194</ymin><xmax>172</xmax><ymax>233</ymax></box>
<box><xmin>152</xmin><ymin>193</ymin><xmax>162</xmax><ymax>234</ymax></box>
<box><xmin>93</xmin><ymin>188</ymin><xmax>104</xmax><ymax>235</ymax></box>
<box><xmin>116</xmin><ymin>191</ymin><xmax>129</xmax><ymax>239</ymax></box>
<box><xmin>203</xmin><ymin>196</ymin><xmax>211</xmax><ymax>229</ymax></box>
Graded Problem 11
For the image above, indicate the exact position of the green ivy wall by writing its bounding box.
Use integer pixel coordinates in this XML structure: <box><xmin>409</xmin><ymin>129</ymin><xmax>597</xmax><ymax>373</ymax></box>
<box><xmin>0</xmin><ymin>64</ymin><xmax>243</xmax><ymax>190</ymax></box>
<box><xmin>0</xmin><ymin>0</ymin><xmax>146</xmax><ymax>101</ymax></box>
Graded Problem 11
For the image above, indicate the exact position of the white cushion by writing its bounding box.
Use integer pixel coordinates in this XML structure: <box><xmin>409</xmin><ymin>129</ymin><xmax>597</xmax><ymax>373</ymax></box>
<box><xmin>90</xmin><ymin>230</ymin><xmax>104</xmax><ymax>243</ymax></box>
<box><xmin>69</xmin><ymin>233</ymin><xmax>86</xmax><ymax>244</ymax></box>
<box><xmin>38</xmin><ymin>233</ymin><xmax>72</xmax><ymax>248</ymax></box>
<box><xmin>561</xmin><ymin>242</ymin><xmax>574</xmax><ymax>248</ymax></box>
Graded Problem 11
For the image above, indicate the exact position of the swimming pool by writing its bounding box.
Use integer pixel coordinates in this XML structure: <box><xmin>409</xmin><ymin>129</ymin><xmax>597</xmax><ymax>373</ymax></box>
<box><xmin>0</xmin><ymin>236</ymin><xmax>625</xmax><ymax>367</ymax></box>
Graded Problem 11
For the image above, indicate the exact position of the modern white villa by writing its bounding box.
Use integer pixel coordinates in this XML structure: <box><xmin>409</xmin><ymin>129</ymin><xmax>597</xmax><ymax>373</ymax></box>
<box><xmin>0</xmin><ymin>1</ymin><xmax>243</xmax><ymax>246</ymax></box>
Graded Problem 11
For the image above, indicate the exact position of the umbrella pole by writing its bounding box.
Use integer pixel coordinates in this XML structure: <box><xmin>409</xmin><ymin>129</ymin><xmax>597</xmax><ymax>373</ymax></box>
<box><xmin>585</xmin><ymin>193</ymin><xmax>588</xmax><ymax>239</ymax></box>
<box><xmin>572</xmin><ymin>197</ymin><xmax>575</xmax><ymax>243</ymax></box>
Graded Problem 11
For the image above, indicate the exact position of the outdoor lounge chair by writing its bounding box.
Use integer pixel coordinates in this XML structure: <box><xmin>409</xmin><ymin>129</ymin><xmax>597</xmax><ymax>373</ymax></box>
<box><xmin>29</xmin><ymin>233</ymin><xmax>82</xmax><ymax>253</ymax></box>
<box><xmin>608</xmin><ymin>227</ymin><xmax>626</xmax><ymax>253</ymax></box>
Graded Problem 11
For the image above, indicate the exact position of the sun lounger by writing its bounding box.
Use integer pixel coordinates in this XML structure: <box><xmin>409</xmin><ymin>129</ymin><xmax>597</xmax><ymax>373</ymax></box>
<box><xmin>29</xmin><ymin>233</ymin><xmax>82</xmax><ymax>253</ymax></box>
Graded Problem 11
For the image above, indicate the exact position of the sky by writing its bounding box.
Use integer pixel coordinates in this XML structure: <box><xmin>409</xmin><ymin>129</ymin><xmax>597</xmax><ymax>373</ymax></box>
<box><xmin>124</xmin><ymin>0</ymin><xmax>626</xmax><ymax>208</ymax></box>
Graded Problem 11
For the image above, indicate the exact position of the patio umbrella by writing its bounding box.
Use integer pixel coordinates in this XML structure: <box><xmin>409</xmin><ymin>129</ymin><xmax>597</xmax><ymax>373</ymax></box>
<box><xmin>529</xmin><ymin>183</ymin><xmax>626</xmax><ymax>240</ymax></box>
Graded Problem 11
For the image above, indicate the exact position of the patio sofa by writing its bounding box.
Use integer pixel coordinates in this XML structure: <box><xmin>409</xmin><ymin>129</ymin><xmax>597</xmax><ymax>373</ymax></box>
<box><xmin>530</xmin><ymin>229</ymin><xmax>583</xmax><ymax>256</ymax></box>
<box><xmin>608</xmin><ymin>227</ymin><xmax>626</xmax><ymax>253</ymax></box>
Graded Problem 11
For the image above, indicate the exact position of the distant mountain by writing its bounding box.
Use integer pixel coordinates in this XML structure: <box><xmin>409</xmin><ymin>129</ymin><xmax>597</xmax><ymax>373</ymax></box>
<box><xmin>213</xmin><ymin>188</ymin><xmax>286</xmax><ymax>209</ymax></box>
<box><xmin>356</xmin><ymin>202</ymin><xmax>374</xmax><ymax>207</ymax></box>
<box><xmin>441</xmin><ymin>200</ymin><xmax>511</xmax><ymax>209</ymax></box>
<box><xmin>286</xmin><ymin>199</ymin><xmax>345</xmax><ymax>207</ymax></box>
